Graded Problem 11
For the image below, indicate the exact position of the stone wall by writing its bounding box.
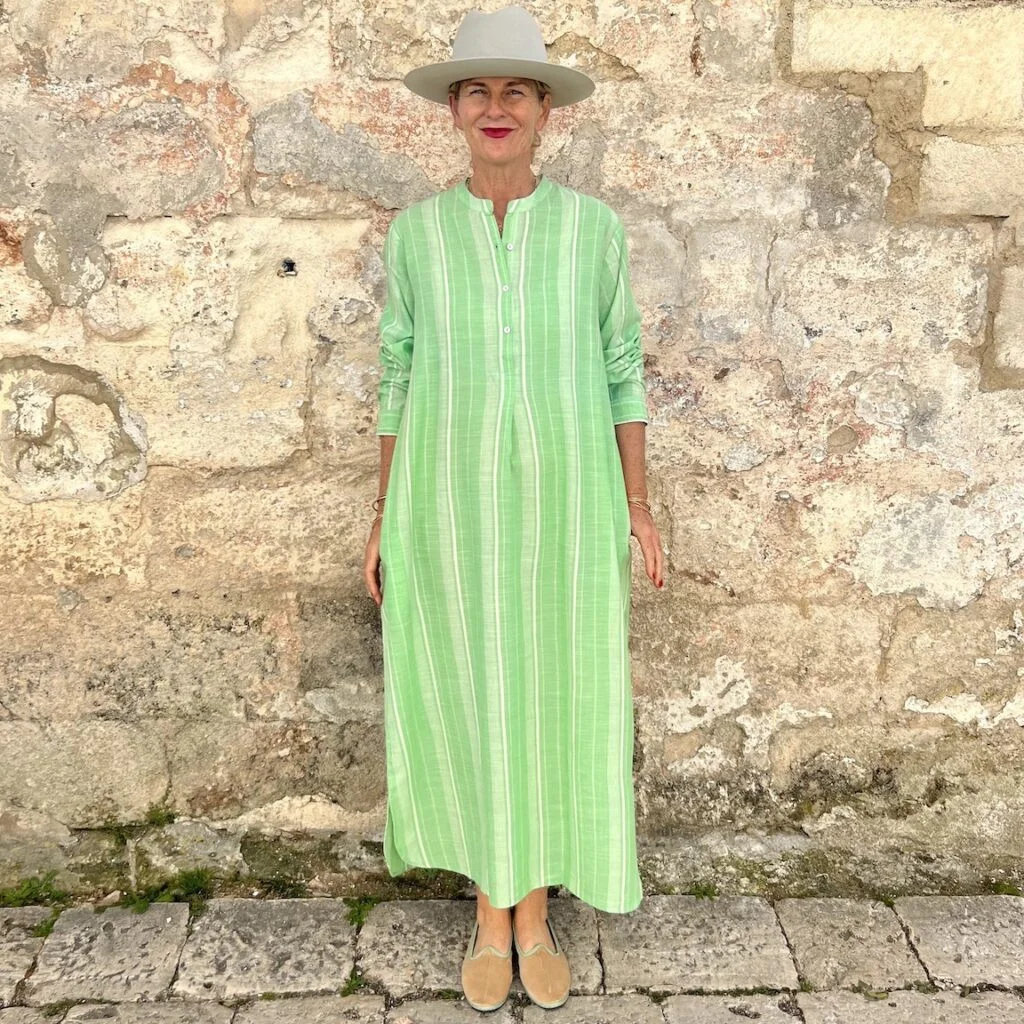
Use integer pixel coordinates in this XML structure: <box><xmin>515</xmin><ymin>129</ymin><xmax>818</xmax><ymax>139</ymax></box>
<box><xmin>1</xmin><ymin>0</ymin><xmax>1022</xmax><ymax>899</ymax></box>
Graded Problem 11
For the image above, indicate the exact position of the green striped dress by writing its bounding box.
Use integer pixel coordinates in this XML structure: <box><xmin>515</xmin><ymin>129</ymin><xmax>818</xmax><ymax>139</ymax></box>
<box><xmin>376</xmin><ymin>173</ymin><xmax>648</xmax><ymax>913</ymax></box>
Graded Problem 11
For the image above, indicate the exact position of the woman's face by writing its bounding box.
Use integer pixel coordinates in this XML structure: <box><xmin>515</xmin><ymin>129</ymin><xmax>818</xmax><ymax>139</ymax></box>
<box><xmin>449</xmin><ymin>77</ymin><xmax>551</xmax><ymax>171</ymax></box>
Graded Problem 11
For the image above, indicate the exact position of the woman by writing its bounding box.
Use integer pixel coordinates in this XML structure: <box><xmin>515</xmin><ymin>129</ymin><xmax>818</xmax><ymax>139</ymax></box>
<box><xmin>363</xmin><ymin>5</ymin><xmax>665</xmax><ymax>1012</ymax></box>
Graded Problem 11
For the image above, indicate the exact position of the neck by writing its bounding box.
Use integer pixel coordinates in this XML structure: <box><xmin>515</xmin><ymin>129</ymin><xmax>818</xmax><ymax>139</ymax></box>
<box><xmin>467</xmin><ymin>163</ymin><xmax>538</xmax><ymax>205</ymax></box>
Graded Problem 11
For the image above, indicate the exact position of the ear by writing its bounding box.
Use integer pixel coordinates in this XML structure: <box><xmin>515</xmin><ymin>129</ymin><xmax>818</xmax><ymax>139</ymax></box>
<box><xmin>448</xmin><ymin>92</ymin><xmax>462</xmax><ymax>128</ymax></box>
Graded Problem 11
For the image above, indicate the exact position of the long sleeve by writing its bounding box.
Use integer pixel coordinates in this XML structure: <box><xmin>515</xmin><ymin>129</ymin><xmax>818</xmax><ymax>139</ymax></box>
<box><xmin>376</xmin><ymin>217</ymin><xmax>415</xmax><ymax>435</ymax></box>
<box><xmin>599</xmin><ymin>217</ymin><xmax>649</xmax><ymax>426</ymax></box>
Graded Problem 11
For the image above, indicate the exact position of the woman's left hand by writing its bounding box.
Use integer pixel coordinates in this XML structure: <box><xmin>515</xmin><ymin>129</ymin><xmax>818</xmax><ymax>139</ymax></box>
<box><xmin>629</xmin><ymin>506</ymin><xmax>665</xmax><ymax>589</ymax></box>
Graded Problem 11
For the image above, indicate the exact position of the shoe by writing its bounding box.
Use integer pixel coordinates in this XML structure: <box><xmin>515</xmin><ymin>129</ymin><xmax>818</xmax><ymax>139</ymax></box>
<box><xmin>461</xmin><ymin>918</ymin><xmax>513</xmax><ymax>1012</ymax></box>
<box><xmin>513</xmin><ymin>915</ymin><xmax>571</xmax><ymax>1009</ymax></box>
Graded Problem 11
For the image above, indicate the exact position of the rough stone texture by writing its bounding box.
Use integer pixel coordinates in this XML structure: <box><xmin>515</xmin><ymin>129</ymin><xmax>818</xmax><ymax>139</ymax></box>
<box><xmin>22</xmin><ymin>904</ymin><xmax>189</xmax><ymax>1005</ymax></box>
<box><xmin>662</xmin><ymin>995</ymin><xmax>802</xmax><ymax>1023</ymax></box>
<box><xmin>0</xmin><ymin>721</ymin><xmax>170</xmax><ymax>828</ymax></box>
<box><xmin>387</xmin><ymin>1002</ymin><xmax>515</xmax><ymax>1023</ymax></box>
<box><xmin>357</xmin><ymin>897</ymin><xmax>601</xmax><ymax>999</ymax></box>
<box><xmin>797</xmin><ymin>989</ymin><xmax>1024</xmax><ymax>1023</ymax></box>
<box><xmin>0</xmin><ymin>1012</ymin><xmax>56</xmax><ymax>1024</ymax></box>
<box><xmin>792</xmin><ymin>1</ymin><xmax>1024</xmax><ymax>129</ymax></box>
<box><xmin>64</xmin><ymin>1007</ymin><xmax>234</xmax><ymax>1023</ymax></box>
<box><xmin>521</xmin><ymin>995</ymin><xmax>664</xmax><ymax>1023</ymax></box>
<box><xmin>919</xmin><ymin>139</ymin><xmax>1024</xmax><ymax>218</ymax></box>
<box><xmin>598</xmin><ymin>895</ymin><xmax>798</xmax><ymax>993</ymax></box>
<box><xmin>172</xmin><ymin>898</ymin><xmax>357</xmax><ymax>1000</ymax></box>
<box><xmin>234</xmin><ymin>997</ymin><xmax>386</xmax><ymax>1024</ymax></box>
<box><xmin>993</xmin><ymin>265</ymin><xmax>1024</xmax><ymax>371</ymax></box>
<box><xmin>774</xmin><ymin>898</ymin><xmax>928</xmax><ymax>990</ymax></box>
<box><xmin>0</xmin><ymin>907</ymin><xmax>50</xmax><ymax>1007</ymax></box>
<box><xmin>0</xmin><ymin>0</ymin><xmax>1023</xmax><ymax>902</ymax></box>
<box><xmin>892</xmin><ymin>895</ymin><xmax>1024</xmax><ymax>988</ymax></box>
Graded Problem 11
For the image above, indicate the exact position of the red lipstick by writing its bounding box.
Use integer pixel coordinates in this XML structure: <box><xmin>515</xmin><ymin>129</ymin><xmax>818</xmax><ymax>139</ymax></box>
<box><xmin>482</xmin><ymin>128</ymin><xmax>513</xmax><ymax>138</ymax></box>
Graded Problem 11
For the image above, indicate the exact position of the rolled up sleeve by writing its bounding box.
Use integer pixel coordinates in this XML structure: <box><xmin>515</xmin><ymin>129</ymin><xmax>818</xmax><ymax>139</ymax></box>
<box><xmin>599</xmin><ymin>217</ymin><xmax>649</xmax><ymax>426</ymax></box>
<box><xmin>376</xmin><ymin>218</ymin><xmax>415</xmax><ymax>436</ymax></box>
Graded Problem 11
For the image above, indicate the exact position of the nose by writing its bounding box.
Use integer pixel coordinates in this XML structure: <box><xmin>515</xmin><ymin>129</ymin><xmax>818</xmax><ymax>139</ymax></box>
<box><xmin>485</xmin><ymin>92</ymin><xmax>506</xmax><ymax>118</ymax></box>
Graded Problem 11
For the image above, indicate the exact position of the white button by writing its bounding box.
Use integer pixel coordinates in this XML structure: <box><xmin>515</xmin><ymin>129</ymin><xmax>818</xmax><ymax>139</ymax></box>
<box><xmin>503</xmin><ymin>326</ymin><xmax>511</xmax><ymax>334</ymax></box>
<box><xmin>506</xmin><ymin>243</ymin><xmax>514</xmax><ymax>250</ymax></box>
<box><xmin>502</xmin><ymin>284</ymin><xmax>510</xmax><ymax>292</ymax></box>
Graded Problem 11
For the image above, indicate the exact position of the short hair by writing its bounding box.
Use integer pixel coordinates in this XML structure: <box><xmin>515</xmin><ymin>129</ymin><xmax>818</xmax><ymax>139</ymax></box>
<box><xmin>449</xmin><ymin>78</ymin><xmax>551</xmax><ymax>102</ymax></box>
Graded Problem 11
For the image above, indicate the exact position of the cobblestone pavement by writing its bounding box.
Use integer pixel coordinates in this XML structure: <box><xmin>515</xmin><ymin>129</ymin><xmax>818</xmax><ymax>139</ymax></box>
<box><xmin>3</xmin><ymin>895</ymin><xmax>1024</xmax><ymax>1021</ymax></box>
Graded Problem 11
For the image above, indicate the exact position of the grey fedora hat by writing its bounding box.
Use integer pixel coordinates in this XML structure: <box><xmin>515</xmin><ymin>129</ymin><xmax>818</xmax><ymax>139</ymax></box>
<box><xmin>403</xmin><ymin>6</ymin><xmax>595</xmax><ymax>109</ymax></box>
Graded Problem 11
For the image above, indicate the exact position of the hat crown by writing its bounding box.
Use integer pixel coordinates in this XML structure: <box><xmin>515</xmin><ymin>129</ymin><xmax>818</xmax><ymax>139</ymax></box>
<box><xmin>451</xmin><ymin>6</ymin><xmax>550</xmax><ymax>65</ymax></box>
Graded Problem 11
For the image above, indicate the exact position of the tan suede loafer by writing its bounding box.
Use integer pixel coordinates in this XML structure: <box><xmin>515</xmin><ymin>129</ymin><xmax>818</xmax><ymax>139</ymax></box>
<box><xmin>513</xmin><ymin>916</ymin><xmax>571</xmax><ymax>1009</ymax></box>
<box><xmin>461</xmin><ymin>918</ymin><xmax>513</xmax><ymax>1012</ymax></box>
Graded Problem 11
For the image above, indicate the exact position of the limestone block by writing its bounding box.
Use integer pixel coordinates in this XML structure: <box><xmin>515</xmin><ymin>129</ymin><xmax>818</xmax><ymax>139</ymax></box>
<box><xmin>0</xmin><ymin>355</ymin><xmax>147</xmax><ymax>503</ymax></box>
<box><xmin>64</xmin><ymin>1007</ymin><xmax>233</xmax><ymax>1023</ymax></box>
<box><xmin>768</xmin><ymin>220</ymin><xmax>989</xmax><ymax>402</ymax></box>
<box><xmin>0</xmin><ymin>212</ymin><xmax>52</xmax><ymax>329</ymax></box>
<box><xmin>993</xmin><ymin>265</ymin><xmax>1024</xmax><ymax>370</ymax></box>
<box><xmin>799</xmin><ymin>989</ymin><xmax>1024</xmax><ymax>1022</ymax></box>
<box><xmin>848</xmin><ymin>485</ymin><xmax>1024</xmax><ymax>609</ymax></box>
<box><xmin>0</xmin><ymin>907</ymin><xmax>50</xmax><ymax>1007</ymax></box>
<box><xmin>78</xmin><ymin>214</ymin><xmax>370</xmax><ymax>469</ymax></box>
<box><xmin>221</xmin><ymin>5</ymin><xmax>333</xmax><ymax>112</ymax></box>
<box><xmin>134</xmin><ymin>821</ymin><xmax>246</xmax><ymax>883</ymax></box>
<box><xmin>598</xmin><ymin>895</ymin><xmax>798</xmax><ymax>993</ymax></box>
<box><xmin>0</xmin><ymin>721</ymin><xmax>169</xmax><ymax>827</ymax></box>
<box><xmin>171</xmin><ymin>898</ymin><xmax>356</xmax><ymax>1000</ymax></box>
<box><xmin>920</xmin><ymin>138</ymin><xmax>1024</xmax><ymax>218</ymax></box>
<box><xmin>692</xmin><ymin>0</ymin><xmax>777</xmax><ymax>84</ymax></box>
<box><xmin>0</xmin><ymin>80</ymin><xmax>232</xmax><ymax>221</ymax></box>
<box><xmin>357</xmin><ymin>898</ymin><xmax>601</xmax><ymax>999</ymax></box>
<box><xmin>233</xmin><ymin>996</ymin><xmax>385</xmax><ymax>1024</ymax></box>
<box><xmin>0</xmin><ymin>593</ymin><xmax>296</xmax><ymax>723</ymax></box>
<box><xmin>774</xmin><ymin>898</ymin><xmax>927</xmax><ymax>990</ymax></box>
<box><xmin>893</xmin><ymin>894</ymin><xmax>1024</xmax><ymax>988</ymax></box>
<box><xmin>0</xmin><ymin>806</ymin><xmax>129</xmax><ymax>893</ymax></box>
<box><xmin>142</xmin><ymin>468</ymin><xmax>370</xmax><ymax>590</ymax></box>
<box><xmin>521</xmin><ymin>995</ymin><xmax>664</xmax><ymax>1023</ymax></box>
<box><xmin>390</xmin><ymin>999</ymin><xmax>515</xmax><ymax>1024</ymax></box>
<box><xmin>0</xmin><ymin>485</ymin><xmax>145</xmax><ymax>589</ymax></box>
<box><xmin>662</xmin><ymin>995</ymin><xmax>799</xmax><ymax>1023</ymax></box>
<box><xmin>22</xmin><ymin>904</ymin><xmax>189</xmax><ymax>1005</ymax></box>
<box><xmin>886</xmin><ymin>603</ymin><xmax>1024</xmax><ymax>723</ymax></box>
<box><xmin>634</xmin><ymin>604</ymin><xmax>881</xmax><ymax>791</ymax></box>
<box><xmin>161</xmin><ymin>718</ymin><xmax>384</xmax><ymax>820</ymax></box>
<box><xmin>684</xmin><ymin>219</ymin><xmax>774</xmax><ymax>347</ymax></box>
<box><xmin>0</xmin><ymin>1012</ymin><xmax>56</xmax><ymax>1024</ymax></box>
<box><xmin>252</xmin><ymin>92</ymin><xmax>435</xmax><ymax>211</ymax></box>
<box><xmin>329</xmin><ymin>1</ymin><xmax>694</xmax><ymax>88</ymax></box>
<box><xmin>792</xmin><ymin>0</ymin><xmax>1024</xmax><ymax>129</ymax></box>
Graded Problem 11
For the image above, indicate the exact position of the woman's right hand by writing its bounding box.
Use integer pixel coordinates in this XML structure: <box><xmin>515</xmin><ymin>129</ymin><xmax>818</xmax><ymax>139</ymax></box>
<box><xmin>365</xmin><ymin>520</ymin><xmax>384</xmax><ymax>607</ymax></box>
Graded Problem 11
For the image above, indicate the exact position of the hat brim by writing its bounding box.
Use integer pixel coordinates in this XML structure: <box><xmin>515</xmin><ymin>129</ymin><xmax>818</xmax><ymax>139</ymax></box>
<box><xmin>403</xmin><ymin>58</ymin><xmax>595</xmax><ymax>108</ymax></box>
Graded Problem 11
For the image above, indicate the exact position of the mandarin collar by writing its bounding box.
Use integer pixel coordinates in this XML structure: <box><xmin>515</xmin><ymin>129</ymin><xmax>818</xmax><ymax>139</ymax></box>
<box><xmin>455</xmin><ymin>174</ymin><xmax>553</xmax><ymax>213</ymax></box>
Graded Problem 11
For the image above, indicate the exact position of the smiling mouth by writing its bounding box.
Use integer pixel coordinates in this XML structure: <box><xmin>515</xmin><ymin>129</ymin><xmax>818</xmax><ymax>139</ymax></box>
<box><xmin>482</xmin><ymin>128</ymin><xmax>513</xmax><ymax>137</ymax></box>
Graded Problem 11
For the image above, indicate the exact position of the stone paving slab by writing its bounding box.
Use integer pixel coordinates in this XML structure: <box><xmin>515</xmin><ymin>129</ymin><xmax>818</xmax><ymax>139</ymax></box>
<box><xmin>798</xmin><ymin>989</ymin><xmax>1024</xmax><ymax>1022</ymax></box>
<box><xmin>63</xmin><ymin>1005</ymin><xmax>234</xmax><ymax>1022</ymax></box>
<box><xmin>521</xmin><ymin>994</ymin><xmax>664</xmax><ymax>1023</ymax></box>
<box><xmin>172</xmin><ymin>899</ymin><xmax>356</xmax><ymax>1001</ymax></box>
<box><xmin>388</xmin><ymin>998</ymin><xmax>516</xmax><ymax>1022</ymax></box>
<box><xmin>893</xmin><ymin>895</ymin><xmax>1024</xmax><ymax>988</ymax></box>
<box><xmin>598</xmin><ymin>895</ymin><xmax>799</xmax><ymax>993</ymax></box>
<box><xmin>0</xmin><ymin>908</ymin><xmax>51</xmax><ymax>1007</ymax></box>
<box><xmin>662</xmin><ymin>993</ymin><xmax>803</xmax><ymax>1022</ymax></box>
<box><xmin>775</xmin><ymin>897</ymin><xmax>929</xmax><ymax>990</ymax></box>
<box><xmin>357</xmin><ymin>898</ymin><xmax>601</xmax><ymax>999</ymax></box>
<box><xmin>234</xmin><ymin>995</ymin><xmax>385</xmax><ymax>1022</ymax></box>
<box><xmin>0</xmin><ymin>1010</ymin><xmax>53</xmax><ymax>1024</ymax></box>
<box><xmin>23</xmin><ymin>905</ymin><xmax>189</xmax><ymax>1006</ymax></box>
